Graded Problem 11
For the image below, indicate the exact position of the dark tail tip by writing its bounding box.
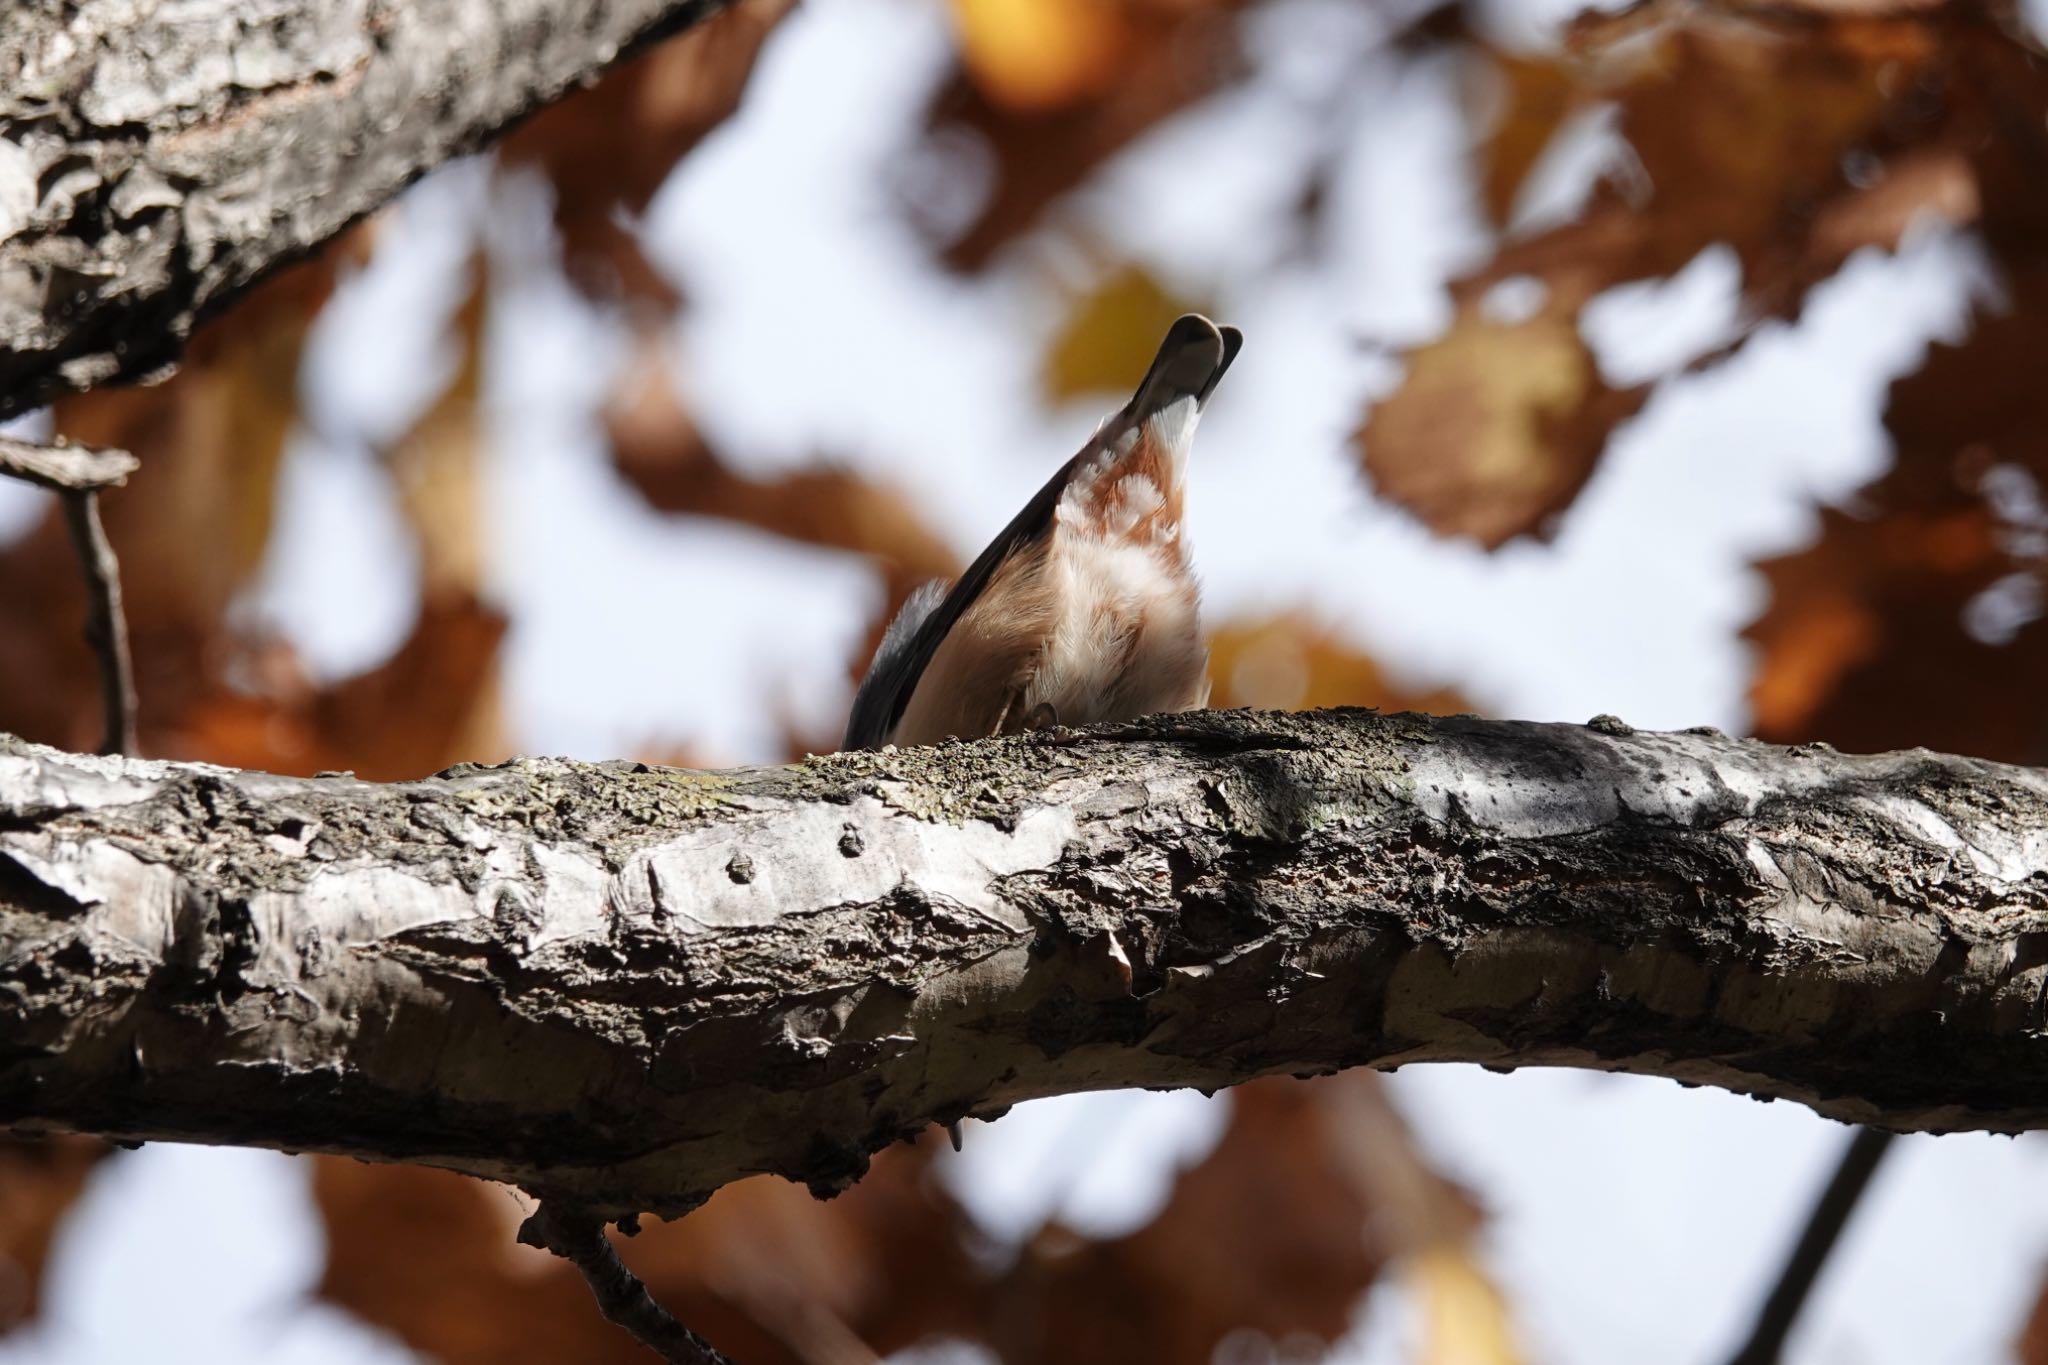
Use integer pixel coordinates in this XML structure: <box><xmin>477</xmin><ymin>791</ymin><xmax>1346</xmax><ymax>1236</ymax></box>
<box><xmin>1131</xmin><ymin>313</ymin><xmax>1242</xmax><ymax>418</ymax></box>
<box><xmin>1206</xmin><ymin>325</ymin><xmax>1244</xmax><ymax>403</ymax></box>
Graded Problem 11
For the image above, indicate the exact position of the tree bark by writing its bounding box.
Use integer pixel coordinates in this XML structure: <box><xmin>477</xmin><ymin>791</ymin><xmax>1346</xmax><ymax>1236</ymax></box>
<box><xmin>3</xmin><ymin>708</ymin><xmax>2046</xmax><ymax>1220</ymax></box>
<box><xmin>0</xmin><ymin>0</ymin><xmax>727</xmax><ymax>419</ymax></box>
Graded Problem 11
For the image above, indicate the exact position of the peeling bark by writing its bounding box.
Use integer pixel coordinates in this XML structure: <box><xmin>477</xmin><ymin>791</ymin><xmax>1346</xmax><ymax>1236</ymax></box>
<box><xmin>3</xmin><ymin>709</ymin><xmax>2047</xmax><ymax>1220</ymax></box>
<box><xmin>0</xmin><ymin>0</ymin><xmax>728</xmax><ymax>418</ymax></box>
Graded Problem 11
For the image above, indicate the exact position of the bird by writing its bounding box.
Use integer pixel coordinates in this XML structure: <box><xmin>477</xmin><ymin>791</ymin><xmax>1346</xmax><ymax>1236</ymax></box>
<box><xmin>844</xmin><ymin>312</ymin><xmax>1241</xmax><ymax>756</ymax></box>
<box><xmin>842</xmin><ymin>312</ymin><xmax>1240</xmax><ymax>1152</ymax></box>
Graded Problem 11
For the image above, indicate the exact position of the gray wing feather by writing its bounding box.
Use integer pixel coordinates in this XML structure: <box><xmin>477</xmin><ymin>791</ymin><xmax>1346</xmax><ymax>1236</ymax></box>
<box><xmin>843</xmin><ymin>580</ymin><xmax>950</xmax><ymax>749</ymax></box>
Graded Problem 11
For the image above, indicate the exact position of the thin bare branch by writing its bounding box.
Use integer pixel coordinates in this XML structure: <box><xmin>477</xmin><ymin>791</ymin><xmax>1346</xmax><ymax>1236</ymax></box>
<box><xmin>519</xmin><ymin>1204</ymin><xmax>737</xmax><ymax>1365</ymax></box>
<box><xmin>56</xmin><ymin>490</ymin><xmax>139</xmax><ymax>756</ymax></box>
<box><xmin>1726</xmin><ymin>1127</ymin><xmax>1898</xmax><ymax>1365</ymax></box>
<box><xmin>0</xmin><ymin>438</ymin><xmax>139</xmax><ymax>492</ymax></box>
<box><xmin>0</xmin><ymin>437</ymin><xmax>141</xmax><ymax>755</ymax></box>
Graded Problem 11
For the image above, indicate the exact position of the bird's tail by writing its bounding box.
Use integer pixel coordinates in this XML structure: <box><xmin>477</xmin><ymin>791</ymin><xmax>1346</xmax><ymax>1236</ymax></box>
<box><xmin>1127</xmin><ymin>313</ymin><xmax>1243</xmax><ymax>424</ymax></box>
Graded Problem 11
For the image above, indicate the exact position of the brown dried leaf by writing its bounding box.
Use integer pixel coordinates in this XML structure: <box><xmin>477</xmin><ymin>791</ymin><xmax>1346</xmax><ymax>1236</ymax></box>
<box><xmin>497</xmin><ymin>0</ymin><xmax>796</xmax><ymax>306</ymax></box>
<box><xmin>911</xmin><ymin>1</ymin><xmax>1246</xmax><ymax>270</ymax></box>
<box><xmin>1359</xmin><ymin>304</ymin><xmax>1647</xmax><ymax>548</ymax></box>
<box><xmin>168</xmin><ymin>593</ymin><xmax>507</xmax><ymax>781</ymax></box>
<box><xmin>384</xmin><ymin>259</ymin><xmax>488</xmax><ymax>596</ymax></box>
<box><xmin>1476</xmin><ymin>53</ymin><xmax>1590</xmax><ymax>229</ymax></box>
<box><xmin>0</xmin><ymin>229</ymin><xmax>374</xmax><ymax>753</ymax></box>
<box><xmin>316</xmin><ymin>1142</ymin><xmax>981</xmax><ymax>1365</ymax></box>
<box><xmin>314</xmin><ymin>1074</ymin><xmax>1504</xmax><ymax>1361</ymax></box>
<box><xmin>982</xmin><ymin>1074</ymin><xmax>1506</xmax><ymax>1364</ymax></box>
<box><xmin>1747</xmin><ymin>270</ymin><xmax>2048</xmax><ymax>764</ymax></box>
<box><xmin>1207</xmin><ymin>612</ymin><xmax>1474</xmax><ymax>715</ymax></box>
<box><xmin>316</xmin><ymin>1071</ymin><xmax>1504</xmax><ymax>1362</ymax></box>
<box><xmin>0</xmin><ymin>1138</ymin><xmax>105</xmax><ymax>1337</ymax></box>
<box><xmin>1369</xmin><ymin>5</ymin><xmax>2031</xmax><ymax>547</ymax></box>
<box><xmin>1597</xmin><ymin>13</ymin><xmax>1916</xmax><ymax>286</ymax></box>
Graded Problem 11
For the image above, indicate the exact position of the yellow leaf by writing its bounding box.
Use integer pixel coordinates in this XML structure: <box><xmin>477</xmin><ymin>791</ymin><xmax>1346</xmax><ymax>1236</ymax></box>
<box><xmin>385</xmin><ymin>258</ymin><xmax>487</xmax><ymax>597</ymax></box>
<box><xmin>948</xmin><ymin>0</ymin><xmax>1128</xmax><ymax>112</ymax></box>
<box><xmin>1408</xmin><ymin>1245</ymin><xmax>1525</xmax><ymax>1365</ymax></box>
<box><xmin>1043</xmin><ymin>265</ymin><xmax>1204</xmax><ymax>403</ymax></box>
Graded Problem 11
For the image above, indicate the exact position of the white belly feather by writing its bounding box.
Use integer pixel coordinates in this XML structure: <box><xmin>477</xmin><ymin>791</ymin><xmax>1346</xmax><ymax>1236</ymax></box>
<box><xmin>1024</xmin><ymin>524</ymin><xmax>1207</xmax><ymax>725</ymax></box>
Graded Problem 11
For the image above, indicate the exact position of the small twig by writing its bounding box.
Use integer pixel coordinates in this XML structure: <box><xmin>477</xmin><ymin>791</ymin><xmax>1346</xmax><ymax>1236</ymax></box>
<box><xmin>0</xmin><ymin>437</ymin><xmax>140</xmax><ymax>756</ymax></box>
<box><xmin>1726</xmin><ymin>1126</ymin><xmax>1897</xmax><ymax>1365</ymax></box>
<box><xmin>518</xmin><ymin>1202</ymin><xmax>736</xmax><ymax>1365</ymax></box>
<box><xmin>0</xmin><ymin>436</ymin><xmax>141</xmax><ymax>493</ymax></box>
<box><xmin>59</xmin><ymin>491</ymin><xmax>139</xmax><ymax>756</ymax></box>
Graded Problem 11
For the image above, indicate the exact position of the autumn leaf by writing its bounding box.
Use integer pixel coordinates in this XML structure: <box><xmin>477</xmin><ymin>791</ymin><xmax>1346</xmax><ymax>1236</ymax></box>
<box><xmin>1474</xmin><ymin>51</ymin><xmax>1591</xmax><ymax>230</ymax></box>
<box><xmin>0</xmin><ymin>230</ymin><xmax>375</xmax><ymax>755</ymax></box>
<box><xmin>1747</xmin><ymin>269</ymin><xmax>2048</xmax><ymax>764</ymax></box>
<box><xmin>316</xmin><ymin>1144</ymin><xmax>983</xmax><ymax>1365</ymax></box>
<box><xmin>383</xmin><ymin>257</ymin><xmax>489</xmax><ymax>597</ymax></box>
<box><xmin>1042</xmin><ymin>264</ymin><xmax>1208</xmax><ymax>402</ymax></box>
<box><xmin>909</xmin><ymin>0</ymin><xmax>1247</xmax><ymax>270</ymax></box>
<box><xmin>982</xmin><ymin>1074</ymin><xmax>1511</xmax><ymax>1364</ymax></box>
<box><xmin>0</xmin><ymin>1138</ymin><xmax>105</xmax><ymax>1337</ymax></box>
<box><xmin>948</xmin><ymin>0</ymin><xmax>1130</xmax><ymax>112</ymax></box>
<box><xmin>497</xmin><ymin>0</ymin><xmax>797</xmax><ymax>306</ymax></box>
<box><xmin>1364</xmin><ymin>3</ymin><xmax>2026</xmax><ymax>547</ymax></box>
<box><xmin>1359</xmin><ymin>302</ymin><xmax>1647</xmax><ymax>548</ymax></box>
<box><xmin>1207</xmin><ymin>613</ymin><xmax>1474</xmax><ymax>715</ymax></box>
<box><xmin>168</xmin><ymin>593</ymin><xmax>507</xmax><ymax>781</ymax></box>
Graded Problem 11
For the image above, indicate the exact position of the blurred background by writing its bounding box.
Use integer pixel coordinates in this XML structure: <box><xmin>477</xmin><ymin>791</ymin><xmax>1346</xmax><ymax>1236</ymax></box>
<box><xmin>4</xmin><ymin>0</ymin><xmax>2048</xmax><ymax>1360</ymax></box>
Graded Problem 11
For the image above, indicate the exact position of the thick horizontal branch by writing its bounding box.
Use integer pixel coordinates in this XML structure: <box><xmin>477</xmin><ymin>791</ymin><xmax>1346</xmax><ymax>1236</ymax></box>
<box><xmin>0</xmin><ymin>0</ymin><xmax>727</xmax><ymax>418</ymax></box>
<box><xmin>3</xmin><ymin>710</ymin><xmax>2047</xmax><ymax>1218</ymax></box>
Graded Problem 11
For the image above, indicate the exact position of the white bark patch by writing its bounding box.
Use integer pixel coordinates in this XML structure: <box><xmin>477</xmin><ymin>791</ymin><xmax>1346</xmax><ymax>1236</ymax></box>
<box><xmin>0</xmin><ymin>748</ymin><xmax>194</xmax><ymax>813</ymax></box>
<box><xmin>1</xmin><ymin>836</ymin><xmax>183</xmax><ymax>947</ymax></box>
<box><xmin>300</xmin><ymin>864</ymin><xmax>473</xmax><ymax>945</ymax></box>
<box><xmin>0</xmin><ymin>141</ymin><xmax>36</xmax><ymax>243</ymax></box>
<box><xmin>630</xmin><ymin>796</ymin><xmax>1073</xmax><ymax>932</ymax></box>
<box><xmin>529</xmin><ymin>843</ymin><xmax>615</xmax><ymax>946</ymax></box>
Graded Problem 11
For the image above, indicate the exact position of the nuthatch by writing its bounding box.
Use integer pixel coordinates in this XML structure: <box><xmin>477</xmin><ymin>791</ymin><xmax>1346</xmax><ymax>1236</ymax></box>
<box><xmin>845</xmin><ymin>313</ymin><xmax>1242</xmax><ymax>756</ymax></box>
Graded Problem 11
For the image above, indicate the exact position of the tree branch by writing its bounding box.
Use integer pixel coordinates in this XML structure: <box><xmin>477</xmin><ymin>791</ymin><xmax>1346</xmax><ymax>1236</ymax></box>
<box><xmin>0</xmin><ymin>437</ymin><xmax>140</xmax><ymax>755</ymax></box>
<box><xmin>0</xmin><ymin>0</ymin><xmax>731</xmax><ymax>420</ymax></box>
<box><xmin>518</xmin><ymin>1203</ymin><xmax>737</xmax><ymax>1365</ymax></box>
<box><xmin>57</xmin><ymin>491</ymin><xmax>138</xmax><ymax>757</ymax></box>
<box><xmin>2</xmin><ymin>709</ymin><xmax>2046</xmax><ymax>1219</ymax></box>
<box><xmin>0</xmin><ymin>438</ymin><xmax>140</xmax><ymax>492</ymax></box>
<box><xmin>1725</xmin><ymin>1126</ymin><xmax>1897</xmax><ymax>1365</ymax></box>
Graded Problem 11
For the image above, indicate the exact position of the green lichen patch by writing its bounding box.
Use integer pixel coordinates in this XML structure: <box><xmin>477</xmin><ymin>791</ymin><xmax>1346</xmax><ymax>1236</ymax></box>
<box><xmin>453</xmin><ymin>762</ymin><xmax>738</xmax><ymax>846</ymax></box>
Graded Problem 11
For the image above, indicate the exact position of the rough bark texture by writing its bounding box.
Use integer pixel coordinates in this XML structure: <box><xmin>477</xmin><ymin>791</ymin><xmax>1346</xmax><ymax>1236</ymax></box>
<box><xmin>0</xmin><ymin>0</ymin><xmax>727</xmax><ymax>419</ymax></box>
<box><xmin>3</xmin><ymin>708</ymin><xmax>2047</xmax><ymax>1220</ymax></box>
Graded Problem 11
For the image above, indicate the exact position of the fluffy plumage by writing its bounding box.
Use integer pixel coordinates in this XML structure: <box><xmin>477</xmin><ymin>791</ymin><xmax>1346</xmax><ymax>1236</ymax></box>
<box><xmin>844</xmin><ymin>314</ymin><xmax>1240</xmax><ymax>751</ymax></box>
